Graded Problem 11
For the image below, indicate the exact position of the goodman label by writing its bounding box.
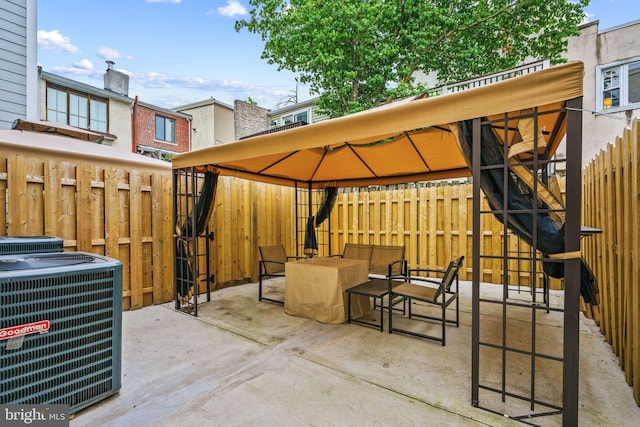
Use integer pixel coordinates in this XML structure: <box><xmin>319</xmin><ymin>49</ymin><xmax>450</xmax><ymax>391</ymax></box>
<box><xmin>0</xmin><ymin>320</ymin><xmax>50</xmax><ymax>340</ymax></box>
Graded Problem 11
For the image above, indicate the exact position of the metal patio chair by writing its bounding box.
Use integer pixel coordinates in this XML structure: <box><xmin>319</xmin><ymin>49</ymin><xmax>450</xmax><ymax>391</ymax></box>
<box><xmin>258</xmin><ymin>244</ymin><xmax>303</xmax><ymax>305</ymax></box>
<box><xmin>388</xmin><ymin>256</ymin><xmax>464</xmax><ymax>345</ymax></box>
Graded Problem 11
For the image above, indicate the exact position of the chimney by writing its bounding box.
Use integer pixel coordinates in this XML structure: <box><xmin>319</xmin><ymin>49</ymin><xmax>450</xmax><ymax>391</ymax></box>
<box><xmin>104</xmin><ymin>60</ymin><xmax>129</xmax><ymax>97</ymax></box>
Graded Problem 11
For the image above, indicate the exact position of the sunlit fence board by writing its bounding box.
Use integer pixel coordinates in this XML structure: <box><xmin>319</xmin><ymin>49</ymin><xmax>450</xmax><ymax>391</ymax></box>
<box><xmin>582</xmin><ymin>120</ymin><xmax>640</xmax><ymax>403</ymax></box>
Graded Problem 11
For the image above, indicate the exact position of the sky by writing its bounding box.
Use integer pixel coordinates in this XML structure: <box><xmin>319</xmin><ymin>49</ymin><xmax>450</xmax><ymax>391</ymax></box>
<box><xmin>36</xmin><ymin>0</ymin><xmax>640</xmax><ymax>111</ymax></box>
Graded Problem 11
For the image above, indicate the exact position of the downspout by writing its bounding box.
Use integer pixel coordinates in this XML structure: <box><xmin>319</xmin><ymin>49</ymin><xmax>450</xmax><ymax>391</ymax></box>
<box><xmin>132</xmin><ymin>96</ymin><xmax>138</xmax><ymax>154</ymax></box>
<box><xmin>188</xmin><ymin>116</ymin><xmax>192</xmax><ymax>152</ymax></box>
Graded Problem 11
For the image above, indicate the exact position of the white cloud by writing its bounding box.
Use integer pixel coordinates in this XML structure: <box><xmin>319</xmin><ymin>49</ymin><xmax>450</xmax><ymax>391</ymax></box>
<box><xmin>49</xmin><ymin>66</ymin><xmax>101</xmax><ymax>79</ymax></box>
<box><xmin>217</xmin><ymin>1</ymin><xmax>247</xmax><ymax>17</ymax></box>
<box><xmin>37</xmin><ymin>30</ymin><xmax>80</xmax><ymax>53</ymax></box>
<box><xmin>97</xmin><ymin>46</ymin><xmax>133</xmax><ymax>61</ymax></box>
<box><xmin>131</xmin><ymin>71</ymin><xmax>282</xmax><ymax>99</ymax></box>
<box><xmin>45</xmin><ymin>64</ymin><xmax>303</xmax><ymax>110</ymax></box>
<box><xmin>130</xmin><ymin>70</ymin><xmax>302</xmax><ymax>107</ymax></box>
<box><xmin>98</xmin><ymin>47</ymin><xmax>122</xmax><ymax>59</ymax></box>
<box><xmin>137</xmin><ymin>71</ymin><xmax>234</xmax><ymax>90</ymax></box>
<box><xmin>73</xmin><ymin>59</ymin><xmax>94</xmax><ymax>70</ymax></box>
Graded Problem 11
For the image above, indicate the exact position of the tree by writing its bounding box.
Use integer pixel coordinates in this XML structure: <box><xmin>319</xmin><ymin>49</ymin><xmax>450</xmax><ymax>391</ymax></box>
<box><xmin>236</xmin><ymin>0</ymin><xmax>589</xmax><ymax>118</ymax></box>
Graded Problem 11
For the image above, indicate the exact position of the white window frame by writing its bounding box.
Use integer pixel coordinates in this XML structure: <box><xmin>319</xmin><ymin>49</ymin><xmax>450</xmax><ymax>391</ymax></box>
<box><xmin>90</xmin><ymin>99</ymin><xmax>107</xmax><ymax>132</ymax></box>
<box><xmin>596</xmin><ymin>56</ymin><xmax>640</xmax><ymax>113</ymax></box>
<box><xmin>272</xmin><ymin>107</ymin><xmax>311</xmax><ymax>127</ymax></box>
<box><xmin>46</xmin><ymin>87</ymin><xmax>67</xmax><ymax>124</ymax></box>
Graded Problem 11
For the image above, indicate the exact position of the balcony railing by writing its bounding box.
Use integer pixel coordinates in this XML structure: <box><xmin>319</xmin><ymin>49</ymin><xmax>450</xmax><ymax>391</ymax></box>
<box><xmin>430</xmin><ymin>59</ymin><xmax>551</xmax><ymax>96</ymax></box>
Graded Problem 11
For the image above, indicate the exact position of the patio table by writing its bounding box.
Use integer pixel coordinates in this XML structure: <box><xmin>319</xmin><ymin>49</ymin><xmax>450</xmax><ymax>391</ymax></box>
<box><xmin>284</xmin><ymin>257</ymin><xmax>371</xmax><ymax>324</ymax></box>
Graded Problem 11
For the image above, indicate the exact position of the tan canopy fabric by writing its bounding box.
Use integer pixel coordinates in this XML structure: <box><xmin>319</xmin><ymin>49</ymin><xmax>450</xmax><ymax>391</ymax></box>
<box><xmin>172</xmin><ymin>61</ymin><xmax>584</xmax><ymax>188</ymax></box>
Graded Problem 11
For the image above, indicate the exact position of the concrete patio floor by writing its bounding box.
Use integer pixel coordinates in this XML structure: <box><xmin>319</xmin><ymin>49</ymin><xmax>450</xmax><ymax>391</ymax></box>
<box><xmin>70</xmin><ymin>280</ymin><xmax>639</xmax><ymax>427</ymax></box>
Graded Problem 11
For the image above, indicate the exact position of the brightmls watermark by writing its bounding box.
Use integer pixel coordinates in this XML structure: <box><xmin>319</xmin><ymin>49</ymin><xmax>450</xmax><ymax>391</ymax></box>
<box><xmin>1</xmin><ymin>405</ymin><xmax>69</xmax><ymax>426</ymax></box>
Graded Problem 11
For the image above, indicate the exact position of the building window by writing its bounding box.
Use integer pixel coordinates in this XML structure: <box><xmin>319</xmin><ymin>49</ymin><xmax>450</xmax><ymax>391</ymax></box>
<box><xmin>90</xmin><ymin>99</ymin><xmax>107</xmax><ymax>132</ymax></box>
<box><xmin>155</xmin><ymin>115</ymin><xmax>175</xmax><ymax>143</ymax></box>
<box><xmin>271</xmin><ymin>108</ymin><xmax>311</xmax><ymax>127</ymax></box>
<box><xmin>47</xmin><ymin>86</ymin><xmax>108</xmax><ymax>132</ymax></box>
<box><xmin>597</xmin><ymin>58</ymin><xmax>640</xmax><ymax>111</ymax></box>
<box><xmin>282</xmin><ymin>110</ymin><xmax>309</xmax><ymax>125</ymax></box>
<box><xmin>46</xmin><ymin>87</ymin><xmax>67</xmax><ymax>123</ymax></box>
<box><xmin>69</xmin><ymin>93</ymin><xmax>88</xmax><ymax>128</ymax></box>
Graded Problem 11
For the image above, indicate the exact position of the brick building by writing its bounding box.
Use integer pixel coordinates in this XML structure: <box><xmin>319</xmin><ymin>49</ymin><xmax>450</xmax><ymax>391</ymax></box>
<box><xmin>133</xmin><ymin>98</ymin><xmax>192</xmax><ymax>160</ymax></box>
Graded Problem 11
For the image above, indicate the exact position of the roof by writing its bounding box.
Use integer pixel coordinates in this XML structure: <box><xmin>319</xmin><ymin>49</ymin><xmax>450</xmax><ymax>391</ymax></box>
<box><xmin>175</xmin><ymin>98</ymin><xmax>235</xmax><ymax>112</ymax></box>
<box><xmin>41</xmin><ymin>70</ymin><xmax>134</xmax><ymax>104</ymax></box>
<box><xmin>172</xmin><ymin>62</ymin><xmax>584</xmax><ymax>189</ymax></box>
<box><xmin>268</xmin><ymin>97</ymin><xmax>319</xmax><ymax>115</ymax></box>
<box><xmin>135</xmin><ymin>100</ymin><xmax>193</xmax><ymax>120</ymax></box>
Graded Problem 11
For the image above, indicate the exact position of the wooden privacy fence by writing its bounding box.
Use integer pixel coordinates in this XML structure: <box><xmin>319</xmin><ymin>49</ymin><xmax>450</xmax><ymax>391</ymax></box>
<box><xmin>0</xmin><ymin>131</ymin><xmax>173</xmax><ymax>310</ymax></box>
<box><xmin>204</xmin><ymin>178</ymin><xmax>559</xmax><ymax>292</ymax></box>
<box><xmin>206</xmin><ymin>178</ymin><xmax>297</xmax><ymax>288</ymax></box>
<box><xmin>582</xmin><ymin>120</ymin><xmax>640</xmax><ymax>403</ymax></box>
<box><xmin>329</xmin><ymin>182</ymin><xmax>562</xmax><ymax>289</ymax></box>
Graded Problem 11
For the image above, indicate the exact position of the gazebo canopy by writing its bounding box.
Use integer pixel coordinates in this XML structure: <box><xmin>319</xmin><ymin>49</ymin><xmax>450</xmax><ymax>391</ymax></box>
<box><xmin>172</xmin><ymin>61</ymin><xmax>590</xmax><ymax>425</ymax></box>
<box><xmin>172</xmin><ymin>61</ymin><xmax>583</xmax><ymax>188</ymax></box>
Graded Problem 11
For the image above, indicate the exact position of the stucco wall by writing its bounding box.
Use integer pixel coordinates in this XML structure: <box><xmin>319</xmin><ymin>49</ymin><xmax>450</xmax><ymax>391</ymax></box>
<box><xmin>179</xmin><ymin>104</ymin><xmax>214</xmax><ymax>151</ymax></box>
<box><xmin>178</xmin><ymin>100</ymin><xmax>234</xmax><ymax>150</ymax></box>
<box><xmin>213</xmin><ymin>103</ymin><xmax>235</xmax><ymax>144</ymax></box>
<box><xmin>107</xmin><ymin>100</ymin><xmax>133</xmax><ymax>151</ymax></box>
<box><xmin>563</xmin><ymin>20</ymin><xmax>640</xmax><ymax>165</ymax></box>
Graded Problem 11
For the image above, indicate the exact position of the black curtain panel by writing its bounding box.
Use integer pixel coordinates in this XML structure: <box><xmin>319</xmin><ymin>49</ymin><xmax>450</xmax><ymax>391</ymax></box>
<box><xmin>181</xmin><ymin>171</ymin><xmax>219</xmax><ymax>238</ymax></box>
<box><xmin>177</xmin><ymin>171</ymin><xmax>219</xmax><ymax>298</ymax></box>
<box><xmin>304</xmin><ymin>187</ymin><xmax>338</xmax><ymax>256</ymax></box>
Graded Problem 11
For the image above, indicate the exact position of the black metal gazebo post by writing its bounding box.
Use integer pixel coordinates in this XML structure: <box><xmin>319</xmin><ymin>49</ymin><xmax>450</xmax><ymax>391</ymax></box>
<box><xmin>562</xmin><ymin>96</ymin><xmax>584</xmax><ymax>426</ymax></box>
<box><xmin>470</xmin><ymin>97</ymin><xmax>584</xmax><ymax>425</ymax></box>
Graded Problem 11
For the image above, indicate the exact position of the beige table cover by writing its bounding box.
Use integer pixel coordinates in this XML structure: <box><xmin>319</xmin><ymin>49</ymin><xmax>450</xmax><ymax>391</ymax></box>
<box><xmin>284</xmin><ymin>257</ymin><xmax>371</xmax><ymax>324</ymax></box>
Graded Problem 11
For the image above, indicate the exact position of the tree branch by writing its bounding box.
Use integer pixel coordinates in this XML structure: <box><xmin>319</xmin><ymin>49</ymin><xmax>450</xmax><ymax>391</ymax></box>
<box><xmin>401</xmin><ymin>1</ymin><xmax>520</xmax><ymax>85</ymax></box>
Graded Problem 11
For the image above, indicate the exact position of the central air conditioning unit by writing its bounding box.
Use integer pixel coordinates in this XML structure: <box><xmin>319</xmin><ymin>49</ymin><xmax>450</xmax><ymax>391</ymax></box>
<box><xmin>0</xmin><ymin>236</ymin><xmax>64</xmax><ymax>255</ymax></box>
<box><xmin>0</xmin><ymin>252</ymin><xmax>123</xmax><ymax>414</ymax></box>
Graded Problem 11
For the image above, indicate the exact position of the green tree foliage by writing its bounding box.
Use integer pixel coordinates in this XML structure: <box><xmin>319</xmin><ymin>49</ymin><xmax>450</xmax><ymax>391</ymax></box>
<box><xmin>236</xmin><ymin>0</ymin><xmax>589</xmax><ymax>117</ymax></box>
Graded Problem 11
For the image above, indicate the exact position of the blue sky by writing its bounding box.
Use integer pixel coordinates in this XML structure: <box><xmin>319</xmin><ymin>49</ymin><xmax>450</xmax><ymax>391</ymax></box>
<box><xmin>36</xmin><ymin>0</ymin><xmax>639</xmax><ymax>110</ymax></box>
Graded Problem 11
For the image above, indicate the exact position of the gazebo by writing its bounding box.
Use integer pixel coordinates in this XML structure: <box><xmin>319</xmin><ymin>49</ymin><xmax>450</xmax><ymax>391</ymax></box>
<box><xmin>172</xmin><ymin>61</ymin><xmax>590</xmax><ymax>425</ymax></box>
